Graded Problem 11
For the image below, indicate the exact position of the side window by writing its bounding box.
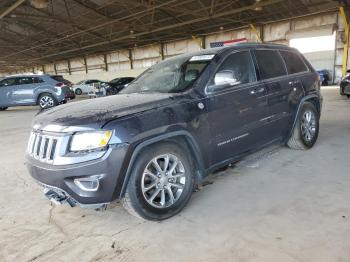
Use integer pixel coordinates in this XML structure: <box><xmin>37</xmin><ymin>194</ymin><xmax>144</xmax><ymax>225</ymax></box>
<box><xmin>0</xmin><ymin>78</ymin><xmax>18</xmax><ymax>87</ymax></box>
<box><xmin>33</xmin><ymin>77</ymin><xmax>44</xmax><ymax>83</ymax></box>
<box><xmin>18</xmin><ymin>77</ymin><xmax>34</xmax><ymax>85</ymax></box>
<box><xmin>212</xmin><ymin>51</ymin><xmax>256</xmax><ymax>88</ymax></box>
<box><xmin>254</xmin><ymin>50</ymin><xmax>287</xmax><ymax>80</ymax></box>
<box><xmin>85</xmin><ymin>80</ymin><xmax>92</xmax><ymax>84</ymax></box>
<box><xmin>280</xmin><ymin>51</ymin><xmax>308</xmax><ymax>74</ymax></box>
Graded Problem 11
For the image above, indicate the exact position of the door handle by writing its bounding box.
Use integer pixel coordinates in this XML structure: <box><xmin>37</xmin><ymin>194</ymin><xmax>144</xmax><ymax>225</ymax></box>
<box><xmin>250</xmin><ymin>87</ymin><xmax>265</xmax><ymax>95</ymax></box>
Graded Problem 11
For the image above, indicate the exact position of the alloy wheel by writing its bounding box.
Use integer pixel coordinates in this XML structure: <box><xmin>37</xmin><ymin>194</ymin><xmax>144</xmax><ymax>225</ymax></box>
<box><xmin>39</xmin><ymin>96</ymin><xmax>55</xmax><ymax>108</ymax></box>
<box><xmin>141</xmin><ymin>154</ymin><xmax>186</xmax><ymax>208</ymax></box>
<box><xmin>300</xmin><ymin>110</ymin><xmax>316</xmax><ymax>142</ymax></box>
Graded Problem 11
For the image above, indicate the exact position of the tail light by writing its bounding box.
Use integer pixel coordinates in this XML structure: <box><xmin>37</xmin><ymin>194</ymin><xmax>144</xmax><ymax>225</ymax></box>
<box><xmin>55</xmin><ymin>82</ymin><xmax>66</xmax><ymax>88</ymax></box>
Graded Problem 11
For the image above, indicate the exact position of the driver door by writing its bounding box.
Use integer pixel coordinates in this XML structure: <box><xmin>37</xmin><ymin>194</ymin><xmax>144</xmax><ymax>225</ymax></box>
<box><xmin>206</xmin><ymin>50</ymin><xmax>272</xmax><ymax>165</ymax></box>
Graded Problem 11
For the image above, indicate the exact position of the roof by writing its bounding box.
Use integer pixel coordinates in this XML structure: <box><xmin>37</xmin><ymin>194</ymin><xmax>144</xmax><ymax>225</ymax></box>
<box><xmin>5</xmin><ymin>73</ymin><xmax>49</xmax><ymax>78</ymax></box>
<box><xmin>0</xmin><ymin>0</ymin><xmax>345</xmax><ymax>72</ymax></box>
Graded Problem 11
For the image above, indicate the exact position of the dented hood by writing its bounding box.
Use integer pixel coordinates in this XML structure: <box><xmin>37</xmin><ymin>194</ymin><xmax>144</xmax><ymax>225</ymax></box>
<box><xmin>33</xmin><ymin>92</ymin><xmax>176</xmax><ymax>131</ymax></box>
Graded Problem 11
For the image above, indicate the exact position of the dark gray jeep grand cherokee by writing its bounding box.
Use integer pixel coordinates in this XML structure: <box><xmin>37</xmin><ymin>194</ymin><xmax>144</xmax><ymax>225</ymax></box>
<box><xmin>26</xmin><ymin>43</ymin><xmax>322</xmax><ymax>220</ymax></box>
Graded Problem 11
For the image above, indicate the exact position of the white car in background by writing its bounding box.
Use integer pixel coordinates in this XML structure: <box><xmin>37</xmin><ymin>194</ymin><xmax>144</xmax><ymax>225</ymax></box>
<box><xmin>72</xmin><ymin>79</ymin><xmax>104</xmax><ymax>95</ymax></box>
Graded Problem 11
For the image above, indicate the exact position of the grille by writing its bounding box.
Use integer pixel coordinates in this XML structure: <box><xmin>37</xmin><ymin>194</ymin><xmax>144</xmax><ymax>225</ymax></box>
<box><xmin>27</xmin><ymin>132</ymin><xmax>60</xmax><ymax>163</ymax></box>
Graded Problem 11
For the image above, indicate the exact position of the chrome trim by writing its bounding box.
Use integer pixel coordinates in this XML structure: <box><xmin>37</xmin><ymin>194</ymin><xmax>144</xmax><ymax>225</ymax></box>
<box><xmin>74</xmin><ymin>174</ymin><xmax>103</xmax><ymax>192</ymax></box>
<box><xmin>27</xmin><ymin>129</ymin><xmax>110</xmax><ymax>165</ymax></box>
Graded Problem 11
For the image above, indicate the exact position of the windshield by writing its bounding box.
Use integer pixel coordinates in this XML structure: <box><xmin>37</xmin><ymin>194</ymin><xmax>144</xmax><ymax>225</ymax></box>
<box><xmin>121</xmin><ymin>54</ymin><xmax>213</xmax><ymax>94</ymax></box>
<box><xmin>110</xmin><ymin>78</ymin><xmax>120</xmax><ymax>83</ymax></box>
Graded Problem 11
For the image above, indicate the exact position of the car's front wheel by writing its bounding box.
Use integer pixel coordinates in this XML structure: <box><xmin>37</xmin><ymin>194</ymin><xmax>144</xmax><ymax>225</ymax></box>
<box><xmin>38</xmin><ymin>93</ymin><xmax>58</xmax><ymax>109</ymax></box>
<box><xmin>0</xmin><ymin>107</ymin><xmax>8</xmax><ymax>111</ymax></box>
<box><xmin>287</xmin><ymin>102</ymin><xmax>319</xmax><ymax>150</ymax></box>
<box><xmin>122</xmin><ymin>142</ymin><xmax>195</xmax><ymax>220</ymax></box>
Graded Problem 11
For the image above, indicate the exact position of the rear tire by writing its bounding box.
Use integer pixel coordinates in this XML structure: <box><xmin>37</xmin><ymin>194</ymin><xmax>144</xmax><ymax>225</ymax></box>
<box><xmin>287</xmin><ymin>102</ymin><xmax>319</xmax><ymax>150</ymax></box>
<box><xmin>122</xmin><ymin>142</ymin><xmax>195</xmax><ymax>220</ymax></box>
<box><xmin>38</xmin><ymin>93</ymin><xmax>58</xmax><ymax>109</ymax></box>
<box><xmin>0</xmin><ymin>107</ymin><xmax>8</xmax><ymax>111</ymax></box>
<box><xmin>75</xmin><ymin>88</ymin><xmax>82</xmax><ymax>95</ymax></box>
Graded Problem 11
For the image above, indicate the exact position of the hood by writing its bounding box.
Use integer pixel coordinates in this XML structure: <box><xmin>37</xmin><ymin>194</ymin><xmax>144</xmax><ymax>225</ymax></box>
<box><xmin>33</xmin><ymin>92</ymin><xmax>177</xmax><ymax>131</ymax></box>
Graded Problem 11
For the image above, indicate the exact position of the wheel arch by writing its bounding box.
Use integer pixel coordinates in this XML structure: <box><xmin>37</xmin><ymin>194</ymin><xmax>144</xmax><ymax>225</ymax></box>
<box><xmin>119</xmin><ymin>131</ymin><xmax>206</xmax><ymax>198</ymax></box>
<box><xmin>287</xmin><ymin>94</ymin><xmax>321</xmax><ymax>141</ymax></box>
<box><xmin>35</xmin><ymin>91</ymin><xmax>57</xmax><ymax>105</ymax></box>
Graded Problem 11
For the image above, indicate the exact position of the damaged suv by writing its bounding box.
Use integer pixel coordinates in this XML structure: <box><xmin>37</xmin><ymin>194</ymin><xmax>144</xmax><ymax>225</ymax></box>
<box><xmin>26</xmin><ymin>43</ymin><xmax>322</xmax><ymax>220</ymax></box>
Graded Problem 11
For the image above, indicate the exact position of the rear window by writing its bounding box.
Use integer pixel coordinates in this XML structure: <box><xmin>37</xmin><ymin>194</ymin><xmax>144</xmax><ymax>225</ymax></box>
<box><xmin>280</xmin><ymin>51</ymin><xmax>308</xmax><ymax>74</ymax></box>
<box><xmin>254</xmin><ymin>50</ymin><xmax>287</xmax><ymax>80</ymax></box>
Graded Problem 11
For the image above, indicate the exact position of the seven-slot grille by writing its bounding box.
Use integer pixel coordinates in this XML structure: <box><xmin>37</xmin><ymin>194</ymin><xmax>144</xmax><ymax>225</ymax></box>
<box><xmin>27</xmin><ymin>131</ymin><xmax>60</xmax><ymax>163</ymax></box>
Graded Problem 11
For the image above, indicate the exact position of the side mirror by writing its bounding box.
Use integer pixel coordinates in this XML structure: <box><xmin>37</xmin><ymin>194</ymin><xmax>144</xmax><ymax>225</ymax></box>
<box><xmin>214</xmin><ymin>70</ymin><xmax>240</xmax><ymax>86</ymax></box>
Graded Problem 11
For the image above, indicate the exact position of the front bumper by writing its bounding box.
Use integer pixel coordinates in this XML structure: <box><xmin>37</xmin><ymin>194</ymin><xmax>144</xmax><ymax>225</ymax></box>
<box><xmin>26</xmin><ymin>144</ymin><xmax>129</xmax><ymax>206</ymax></box>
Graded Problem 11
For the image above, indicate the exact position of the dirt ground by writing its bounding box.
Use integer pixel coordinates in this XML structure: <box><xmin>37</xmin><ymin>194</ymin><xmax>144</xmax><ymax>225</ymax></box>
<box><xmin>0</xmin><ymin>86</ymin><xmax>349</xmax><ymax>262</ymax></box>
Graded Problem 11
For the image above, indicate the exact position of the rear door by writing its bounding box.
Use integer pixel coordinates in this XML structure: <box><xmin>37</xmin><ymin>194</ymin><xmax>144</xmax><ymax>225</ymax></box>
<box><xmin>0</xmin><ymin>78</ymin><xmax>18</xmax><ymax>106</ymax></box>
<box><xmin>253</xmin><ymin>49</ymin><xmax>292</xmax><ymax>138</ymax></box>
<box><xmin>279</xmin><ymin>50</ymin><xmax>309</xmax><ymax>116</ymax></box>
<box><xmin>12</xmin><ymin>76</ymin><xmax>38</xmax><ymax>105</ymax></box>
<box><xmin>206</xmin><ymin>50</ymin><xmax>271</xmax><ymax>165</ymax></box>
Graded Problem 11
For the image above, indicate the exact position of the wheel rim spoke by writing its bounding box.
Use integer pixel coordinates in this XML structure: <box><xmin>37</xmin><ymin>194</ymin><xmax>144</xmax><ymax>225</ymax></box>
<box><xmin>143</xmin><ymin>182</ymin><xmax>157</xmax><ymax>193</ymax></box>
<box><xmin>141</xmin><ymin>153</ymin><xmax>186</xmax><ymax>209</ymax></box>
<box><xmin>160</xmin><ymin>189</ymin><xmax>166</xmax><ymax>207</ymax></box>
<box><xmin>152</xmin><ymin>159</ymin><xmax>162</xmax><ymax>173</ymax></box>
<box><xmin>167</xmin><ymin>186</ymin><xmax>175</xmax><ymax>204</ymax></box>
<box><xmin>149</xmin><ymin>188</ymin><xmax>161</xmax><ymax>202</ymax></box>
<box><xmin>163</xmin><ymin>155</ymin><xmax>169</xmax><ymax>172</ymax></box>
<box><xmin>144</xmin><ymin>170</ymin><xmax>158</xmax><ymax>180</ymax></box>
<box><xmin>168</xmin><ymin>158</ymin><xmax>178</xmax><ymax>174</ymax></box>
<box><xmin>169</xmin><ymin>182</ymin><xmax>184</xmax><ymax>189</ymax></box>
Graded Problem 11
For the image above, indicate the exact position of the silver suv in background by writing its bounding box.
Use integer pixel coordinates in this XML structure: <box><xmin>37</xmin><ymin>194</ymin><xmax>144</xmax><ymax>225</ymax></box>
<box><xmin>0</xmin><ymin>74</ymin><xmax>75</xmax><ymax>110</ymax></box>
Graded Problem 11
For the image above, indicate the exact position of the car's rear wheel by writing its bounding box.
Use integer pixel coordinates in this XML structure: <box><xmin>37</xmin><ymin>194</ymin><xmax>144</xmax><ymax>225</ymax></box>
<box><xmin>38</xmin><ymin>93</ymin><xmax>58</xmax><ymax>109</ymax></box>
<box><xmin>75</xmin><ymin>88</ymin><xmax>82</xmax><ymax>95</ymax></box>
<box><xmin>0</xmin><ymin>107</ymin><xmax>8</xmax><ymax>111</ymax></box>
<box><xmin>287</xmin><ymin>102</ymin><xmax>319</xmax><ymax>150</ymax></box>
<box><xmin>122</xmin><ymin>142</ymin><xmax>195</xmax><ymax>220</ymax></box>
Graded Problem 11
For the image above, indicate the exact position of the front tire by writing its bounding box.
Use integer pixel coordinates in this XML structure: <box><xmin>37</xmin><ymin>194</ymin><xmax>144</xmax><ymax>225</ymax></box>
<box><xmin>38</xmin><ymin>93</ymin><xmax>58</xmax><ymax>109</ymax></box>
<box><xmin>287</xmin><ymin>102</ymin><xmax>319</xmax><ymax>150</ymax></box>
<box><xmin>122</xmin><ymin>142</ymin><xmax>195</xmax><ymax>220</ymax></box>
<box><xmin>0</xmin><ymin>107</ymin><xmax>8</xmax><ymax>111</ymax></box>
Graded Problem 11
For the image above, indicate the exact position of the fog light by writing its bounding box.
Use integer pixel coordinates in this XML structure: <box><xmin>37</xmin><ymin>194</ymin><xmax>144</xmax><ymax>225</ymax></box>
<box><xmin>74</xmin><ymin>175</ymin><xmax>103</xmax><ymax>192</ymax></box>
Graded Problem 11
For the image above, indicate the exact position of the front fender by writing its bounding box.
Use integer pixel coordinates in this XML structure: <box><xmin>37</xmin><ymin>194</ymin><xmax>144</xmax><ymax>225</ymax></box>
<box><xmin>117</xmin><ymin>130</ymin><xmax>205</xmax><ymax>198</ymax></box>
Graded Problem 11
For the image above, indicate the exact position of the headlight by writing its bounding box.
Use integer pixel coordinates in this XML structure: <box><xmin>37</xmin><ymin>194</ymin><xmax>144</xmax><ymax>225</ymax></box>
<box><xmin>70</xmin><ymin>131</ymin><xmax>112</xmax><ymax>152</ymax></box>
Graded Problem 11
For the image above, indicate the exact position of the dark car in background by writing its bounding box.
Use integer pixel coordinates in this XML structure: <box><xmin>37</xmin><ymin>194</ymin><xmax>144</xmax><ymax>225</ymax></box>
<box><xmin>316</xmin><ymin>69</ymin><xmax>330</xmax><ymax>86</ymax></box>
<box><xmin>340</xmin><ymin>70</ymin><xmax>350</xmax><ymax>97</ymax></box>
<box><xmin>0</xmin><ymin>74</ymin><xmax>75</xmax><ymax>110</ymax></box>
<box><xmin>107</xmin><ymin>77</ymin><xmax>135</xmax><ymax>94</ymax></box>
<box><xmin>26</xmin><ymin>43</ymin><xmax>322</xmax><ymax>220</ymax></box>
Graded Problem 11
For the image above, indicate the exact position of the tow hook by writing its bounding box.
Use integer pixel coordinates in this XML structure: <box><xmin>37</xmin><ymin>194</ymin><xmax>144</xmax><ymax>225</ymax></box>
<box><xmin>44</xmin><ymin>188</ymin><xmax>76</xmax><ymax>207</ymax></box>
